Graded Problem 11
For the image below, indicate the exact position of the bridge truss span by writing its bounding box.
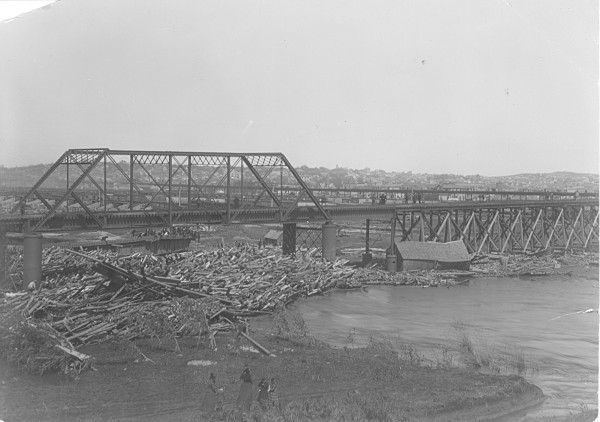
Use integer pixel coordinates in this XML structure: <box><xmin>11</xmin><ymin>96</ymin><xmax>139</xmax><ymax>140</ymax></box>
<box><xmin>8</xmin><ymin>149</ymin><xmax>330</xmax><ymax>231</ymax></box>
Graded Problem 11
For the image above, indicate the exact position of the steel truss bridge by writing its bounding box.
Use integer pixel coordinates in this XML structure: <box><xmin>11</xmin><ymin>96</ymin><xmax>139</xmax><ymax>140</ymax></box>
<box><xmin>0</xmin><ymin>149</ymin><xmax>598</xmax><ymax>254</ymax></box>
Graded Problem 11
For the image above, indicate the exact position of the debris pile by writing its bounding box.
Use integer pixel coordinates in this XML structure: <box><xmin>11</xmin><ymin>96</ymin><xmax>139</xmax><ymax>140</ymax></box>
<box><xmin>8</xmin><ymin>246</ymin><xmax>372</xmax><ymax>311</ymax></box>
<box><xmin>15</xmin><ymin>243</ymin><xmax>590</xmax><ymax>376</ymax></box>
<box><xmin>0</xmin><ymin>312</ymin><xmax>92</xmax><ymax>377</ymax></box>
<box><xmin>3</xmin><ymin>245</ymin><xmax>423</xmax><ymax>375</ymax></box>
<box><xmin>470</xmin><ymin>252</ymin><xmax>598</xmax><ymax>277</ymax></box>
<box><xmin>338</xmin><ymin>265</ymin><xmax>455</xmax><ymax>288</ymax></box>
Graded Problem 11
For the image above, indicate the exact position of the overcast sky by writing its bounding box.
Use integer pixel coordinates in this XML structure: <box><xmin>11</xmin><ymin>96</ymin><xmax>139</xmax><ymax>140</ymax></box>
<box><xmin>0</xmin><ymin>0</ymin><xmax>597</xmax><ymax>176</ymax></box>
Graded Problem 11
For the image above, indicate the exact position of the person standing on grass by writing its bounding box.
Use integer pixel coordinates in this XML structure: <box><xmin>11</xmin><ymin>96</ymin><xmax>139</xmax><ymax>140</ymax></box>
<box><xmin>199</xmin><ymin>372</ymin><xmax>217</xmax><ymax>412</ymax></box>
<box><xmin>269</xmin><ymin>377</ymin><xmax>280</xmax><ymax>410</ymax></box>
<box><xmin>237</xmin><ymin>367</ymin><xmax>253</xmax><ymax>411</ymax></box>
<box><xmin>215</xmin><ymin>383</ymin><xmax>225</xmax><ymax>411</ymax></box>
<box><xmin>257</xmin><ymin>378</ymin><xmax>270</xmax><ymax>410</ymax></box>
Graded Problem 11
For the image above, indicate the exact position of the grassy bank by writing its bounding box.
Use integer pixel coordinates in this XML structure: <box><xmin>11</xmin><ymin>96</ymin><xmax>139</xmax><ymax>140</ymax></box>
<box><xmin>0</xmin><ymin>306</ymin><xmax>551</xmax><ymax>422</ymax></box>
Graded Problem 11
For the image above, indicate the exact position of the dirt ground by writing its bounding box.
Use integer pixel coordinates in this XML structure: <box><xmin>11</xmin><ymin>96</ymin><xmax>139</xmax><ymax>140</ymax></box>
<box><xmin>0</xmin><ymin>321</ymin><xmax>553</xmax><ymax>422</ymax></box>
<box><xmin>2</xmin><ymin>318</ymin><xmax>597</xmax><ymax>422</ymax></box>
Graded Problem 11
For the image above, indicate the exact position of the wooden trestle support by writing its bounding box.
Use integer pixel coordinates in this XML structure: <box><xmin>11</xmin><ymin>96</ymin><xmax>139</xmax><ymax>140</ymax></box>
<box><xmin>393</xmin><ymin>203</ymin><xmax>599</xmax><ymax>254</ymax></box>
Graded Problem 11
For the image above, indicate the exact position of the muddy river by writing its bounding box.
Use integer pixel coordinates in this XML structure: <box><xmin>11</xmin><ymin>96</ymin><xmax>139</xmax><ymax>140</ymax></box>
<box><xmin>294</xmin><ymin>274</ymin><xmax>598</xmax><ymax>419</ymax></box>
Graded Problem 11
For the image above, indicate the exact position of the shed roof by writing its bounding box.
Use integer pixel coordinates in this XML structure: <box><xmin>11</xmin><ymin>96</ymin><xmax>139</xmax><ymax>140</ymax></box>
<box><xmin>395</xmin><ymin>241</ymin><xmax>471</xmax><ymax>262</ymax></box>
<box><xmin>264</xmin><ymin>230</ymin><xmax>283</xmax><ymax>240</ymax></box>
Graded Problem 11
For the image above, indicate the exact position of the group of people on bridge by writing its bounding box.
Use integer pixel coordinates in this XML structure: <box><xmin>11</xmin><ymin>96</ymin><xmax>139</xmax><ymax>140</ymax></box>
<box><xmin>129</xmin><ymin>226</ymin><xmax>197</xmax><ymax>239</ymax></box>
<box><xmin>371</xmin><ymin>192</ymin><xmax>423</xmax><ymax>205</ymax></box>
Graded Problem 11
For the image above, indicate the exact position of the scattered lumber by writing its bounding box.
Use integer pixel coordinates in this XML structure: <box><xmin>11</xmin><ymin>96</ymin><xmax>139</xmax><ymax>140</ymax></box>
<box><xmin>3</xmin><ymin>241</ymin><xmax>595</xmax><ymax>378</ymax></box>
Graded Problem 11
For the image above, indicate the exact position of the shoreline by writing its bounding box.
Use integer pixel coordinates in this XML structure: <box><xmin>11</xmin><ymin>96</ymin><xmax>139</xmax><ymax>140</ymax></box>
<box><xmin>0</xmin><ymin>325</ymin><xmax>556</xmax><ymax>422</ymax></box>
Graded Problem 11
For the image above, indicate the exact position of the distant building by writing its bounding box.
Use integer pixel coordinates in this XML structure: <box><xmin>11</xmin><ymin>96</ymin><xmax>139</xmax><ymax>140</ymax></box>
<box><xmin>263</xmin><ymin>230</ymin><xmax>283</xmax><ymax>247</ymax></box>
<box><xmin>393</xmin><ymin>240</ymin><xmax>471</xmax><ymax>271</ymax></box>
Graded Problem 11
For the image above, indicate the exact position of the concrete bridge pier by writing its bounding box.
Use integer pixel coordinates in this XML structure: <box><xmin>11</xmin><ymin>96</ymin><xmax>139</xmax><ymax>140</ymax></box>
<box><xmin>282</xmin><ymin>223</ymin><xmax>296</xmax><ymax>256</ymax></box>
<box><xmin>362</xmin><ymin>218</ymin><xmax>372</xmax><ymax>265</ymax></box>
<box><xmin>322</xmin><ymin>221</ymin><xmax>337</xmax><ymax>262</ymax></box>
<box><xmin>0</xmin><ymin>227</ymin><xmax>7</xmax><ymax>285</ymax></box>
<box><xmin>23</xmin><ymin>233</ymin><xmax>43</xmax><ymax>289</ymax></box>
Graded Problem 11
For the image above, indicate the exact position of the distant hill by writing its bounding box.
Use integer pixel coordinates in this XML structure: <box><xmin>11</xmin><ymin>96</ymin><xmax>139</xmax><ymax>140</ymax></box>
<box><xmin>0</xmin><ymin>163</ymin><xmax>597</xmax><ymax>192</ymax></box>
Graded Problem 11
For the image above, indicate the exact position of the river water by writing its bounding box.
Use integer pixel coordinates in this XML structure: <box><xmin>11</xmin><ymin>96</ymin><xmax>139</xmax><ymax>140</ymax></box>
<box><xmin>292</xmin><ymin>273</ymin><xmax>598</xmax><ymax>419</ymax></box>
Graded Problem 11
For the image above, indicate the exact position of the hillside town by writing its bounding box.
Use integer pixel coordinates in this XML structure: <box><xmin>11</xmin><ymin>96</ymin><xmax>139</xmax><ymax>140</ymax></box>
<box><xmin>1</xmin><ymin>162</ymin><xmax>597</xmax><ymax>193</ymax></box>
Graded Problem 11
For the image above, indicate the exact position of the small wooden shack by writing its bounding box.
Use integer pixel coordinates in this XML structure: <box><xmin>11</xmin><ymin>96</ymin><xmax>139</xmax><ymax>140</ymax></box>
<box><xmin>263</xmin><ymin>230</ymin><xmax>283</xmax><ymax>247</ymax></box>
<box><xmin>394</xmin><ymin>240</ymin><xmax>471</xmax><ymax>271</ymax></box>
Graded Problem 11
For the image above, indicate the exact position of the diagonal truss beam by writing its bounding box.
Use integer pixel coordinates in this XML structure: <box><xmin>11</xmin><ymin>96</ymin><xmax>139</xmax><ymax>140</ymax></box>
<box><xmin>500</xmin><ymin>209</ymin><xmax>523</xmax><ymax>253</ymax></box>
<box><xmin>10</xmin><ymin>150</ymin><xmax>71</xmax><ymax>214</ymax></box>
<box><xmin>544</xmin><ymin>208</ymin><xmax>564</xmax><ymax>249</ymax></box>
<box><xmin>475</xmin><ymin>210</ymin><xmax>499</xmax><ymax>255</ymax></box>
<box><xmin>565</xmin><ymin>208</ymin><xmax>584</xmax><ymax>248</ymax></box>
<box><xmin>279</xmin><ymin>154</ymin><xmax>330</xmax><ymax>220</ymax></box>
<box><xmin>241</xmin><ymin>156</ymin><xmax>283</xmax><ymax>209</ymax></box>
<box><xmin>33</xmin><ymin>151</ymin><xmax>107</xmax><ymax>231</ymax></box>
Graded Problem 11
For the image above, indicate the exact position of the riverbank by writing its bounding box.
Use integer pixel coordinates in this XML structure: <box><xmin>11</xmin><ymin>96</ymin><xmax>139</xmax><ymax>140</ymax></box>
<box><xmin>0</xmin><ymin>312</ymin><xmax>551</xmax><ymax>422</ymax></box>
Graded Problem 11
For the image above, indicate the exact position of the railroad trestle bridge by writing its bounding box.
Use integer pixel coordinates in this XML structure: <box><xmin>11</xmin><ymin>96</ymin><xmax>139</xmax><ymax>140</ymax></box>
<box><xmin>0</xmin><ymin>149</ymin><xmax>597</xmax><ymax>258</ymax></box>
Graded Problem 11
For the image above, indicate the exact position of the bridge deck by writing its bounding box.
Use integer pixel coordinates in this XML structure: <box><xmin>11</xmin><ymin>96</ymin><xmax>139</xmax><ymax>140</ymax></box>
<box><xmin>0</xmin><ymin>199</ymin><xmax>597</xmax><ymax>232</ymax></box>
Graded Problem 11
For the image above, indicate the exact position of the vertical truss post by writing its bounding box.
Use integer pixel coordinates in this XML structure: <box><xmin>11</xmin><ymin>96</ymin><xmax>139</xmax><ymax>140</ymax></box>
<box><xmin>580</xmin><ymin>209</ymin><xmax>587</xmax><ymax>249</ymax></box>
<box><xmin>390</xmin><ymin>216</ymin><xmax>396</xmax><ymax>250</ymax></box>
<box><xmin>365</xmin><ymin>218</ymin><xmax>371</xmax><ymax>255</ymax></box>
<box><xmin>0</xmin><ymin>227</ymin><xmax>6</xmax><ymax>286</ymax></box>
<box><xmin>66</xmin><ymin>154</ymin><xmax>70</xmax><ymax>211</ymax></box>
<box><xmin>444</xmin><ymin>212</ymin><xmax>450</xmax><ymax>242</ymax></box>
<box><xmin>240</xmin><ymin>160</ymin><xmax>244</xmax><ymax>202</ymax></box>
<box><xmin>540</xmin><ymin>208</ymin><xmax>547</xmax><ymax>248</ymax></box>
<box><xmin>499</xmin><ymin>209</ymin><xmax>505</xmax><ymax>251</ymax></box>
<box><xmin>130</xmin><ymin>154</ymin><xmax>134</xmax><ymax>211</ymax></box>
<box><xmin>226</xmin><ymin>156</ymin><xmax>231</xmax><ymax>224</ymax></box>
<box><xmin>518</xmin><ymin>209</ymin><xmax>524</xmax><ymax>251</ymax></box>
<box><xmin>187</xmin><ymin>156</ymin><xmax>192</xmax><ymax>210</ymax></box>
<box><xmin>561</xmin><ymin>210</ymin><xmax>567</xmax><ymax>247</ymax></box>
<box><xmin>103</xmin><ymin>155</ymin><xmax>107</xmax><ymax>212</ymax></box>
<box><xmin>454</xmin><ymin>210</ymin><xmax>459</xmax><ymax>241</ymax></box>
<box><xmin>279</xmin><ymin>163</ymin><xmax>283</xmax><ymax>204</ymax></box>
<box><xmin>168</xmin><ymin>155</ymin><xmax>173</xmax><ymax>225</ymax></box>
